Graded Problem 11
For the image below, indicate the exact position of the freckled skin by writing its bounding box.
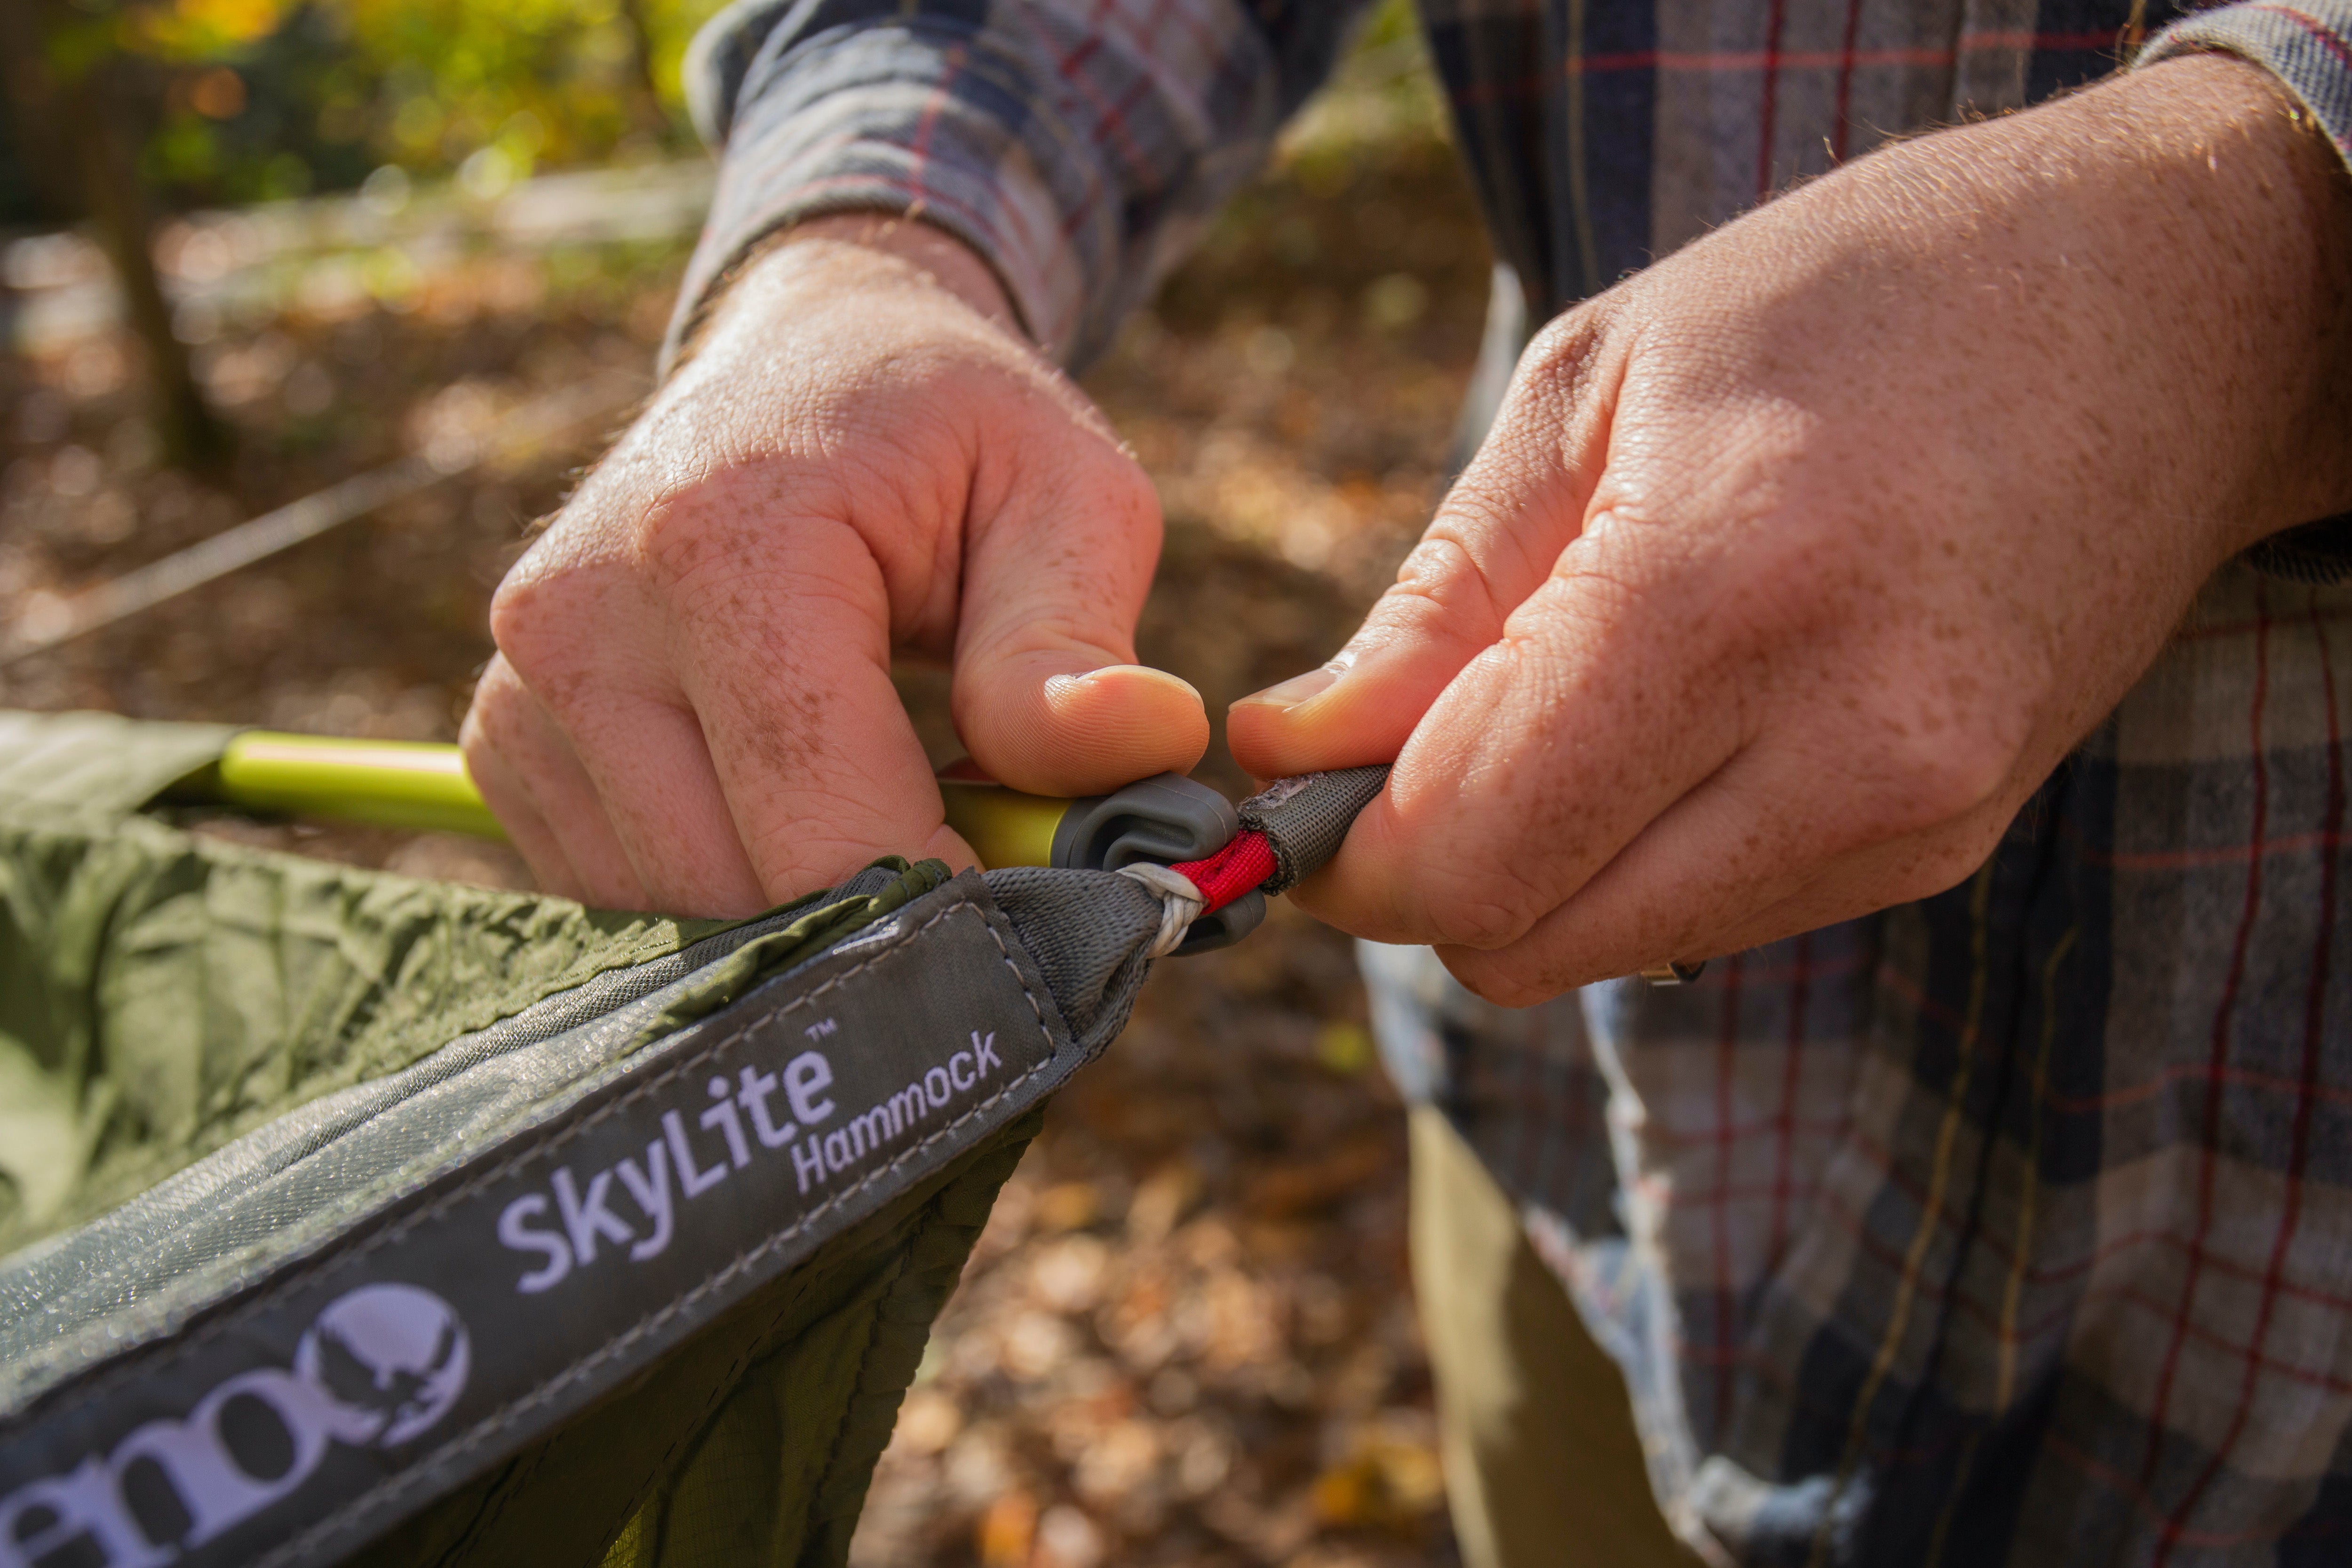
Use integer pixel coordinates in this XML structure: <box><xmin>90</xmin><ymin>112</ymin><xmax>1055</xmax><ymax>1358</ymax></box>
<box><xmin>1228</xmin><ymin>55</ymin><xmax>2352</xmax><ymax>1003</ymax></box>
<box><xmin>462</xmin><ymin>217</ymin><xmax>1210</xmax><ymax>917</ymax></box>
<box><xmin>469</xmin><ymin>58</ymin><xmax>2349</xmax><ymax>961</ymax></box>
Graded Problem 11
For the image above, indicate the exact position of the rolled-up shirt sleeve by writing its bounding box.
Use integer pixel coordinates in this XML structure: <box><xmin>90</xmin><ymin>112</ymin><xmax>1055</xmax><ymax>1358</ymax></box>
<box><xmin>2137</xmin><ymin>0</ymin><xmax>2352</xmax><ymax>583</ymax></box>
<box><xmin>667</xmin><ymin>0</ymin><xmax>1371</xmax><ymax>370</ymax></box>
<box><xmin>2137</xmin><ymin>0</ymin><xmax>2352</xmax><ymax>167</ymax></box>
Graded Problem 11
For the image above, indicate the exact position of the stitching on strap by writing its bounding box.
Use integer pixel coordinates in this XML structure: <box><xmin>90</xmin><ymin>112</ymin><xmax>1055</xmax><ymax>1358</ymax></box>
<box><xmin>236</xmin><ymin>896</ymin><xmax>1060</xmax><ymax>1567</ymax></box>
<box><xmin>36</xmin><ymin>894</ymin><xmax>1052</xmax><ymax>1426</ymax></box>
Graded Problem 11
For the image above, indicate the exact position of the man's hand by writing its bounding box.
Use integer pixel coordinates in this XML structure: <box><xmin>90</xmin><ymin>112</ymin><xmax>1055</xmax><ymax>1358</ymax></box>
<box><xmin>1230</xmin><ymin>54</ymin><xmax>2352</xmax><ymax>1003</ymax></box>
<box><xmin>463</xmin><ymin>218</ymin><xmax>1207</xmax><ymax>915</ymax></box>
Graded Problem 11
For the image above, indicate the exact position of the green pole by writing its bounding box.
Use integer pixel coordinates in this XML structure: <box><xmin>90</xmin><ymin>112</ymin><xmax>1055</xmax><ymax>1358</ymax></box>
<box><xmin>212</xmin><ymin>732</ymin><xmax>509</xmax><ymax>839</ymax></box>
<box><xmin>203</xmin><ymin>733</ymin><xmax>1081</xmax><ymax>868</ymax></box>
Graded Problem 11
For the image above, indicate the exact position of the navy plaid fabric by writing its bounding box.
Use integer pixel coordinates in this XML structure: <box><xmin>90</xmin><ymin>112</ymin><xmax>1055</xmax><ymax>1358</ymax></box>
<box><xmin>678</xmin><ymin>0</ymin><xmax>2352</xmax><ymax>1561</ymax></box>
<box><xmin>1368</xmin><ymin>565</ymin><xmax>2352</xmax><ymax>1565</ymax></box>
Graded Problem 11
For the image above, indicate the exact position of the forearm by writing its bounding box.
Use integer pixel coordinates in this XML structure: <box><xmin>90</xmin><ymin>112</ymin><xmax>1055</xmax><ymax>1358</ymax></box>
<box><xmin>2133</xmin><ymin>1</ymin><xmax>2352</xmax><ymax>553</ymax></box>
<box><xmin>674</xmin><ymin>214</ymin><xmax>1024</xmax><ymax>379</ymax></box>
<box><xmin>1724</xmin><ymin>51</ymin><xmax>2352</xmax><ymax>566</ymax></box>
<box><xmin>2028</xmin><ymin>52</ymin><xmax>2352</xmax><ymax>553</ymax></box>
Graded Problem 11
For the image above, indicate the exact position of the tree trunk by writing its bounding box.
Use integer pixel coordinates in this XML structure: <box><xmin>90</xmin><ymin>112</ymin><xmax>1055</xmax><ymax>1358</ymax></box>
<box><xmin>67</xmin><ymin>69</ymin><xmax>229</xmax><ymax>470</ymax></box>
<box><xmin>0</xmin><ymin>7</ymin><xmax>78</xmax><ymax>220</ymax></box>
<box><xmin>13</xmin><ymin>2</ymin><xmax>230</xmax><ymax>471</ymax></box>
<box><xmin>613</xmin><ymin>0</ymin><xmax>670</xmax><ymax>133</ymax></box>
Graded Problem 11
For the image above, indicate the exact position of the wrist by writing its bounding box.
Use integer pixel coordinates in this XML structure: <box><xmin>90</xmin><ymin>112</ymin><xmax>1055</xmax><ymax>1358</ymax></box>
<box><xmin>2004</xmin><ymin>54</ymin><xmax>2352</xmax><ymax>555</ymax></box>
<box><xmin>1769</xmin><ymin>51</ymin><xmax>2352</xmax><ymax>569</ymax></box>
<box><xmin>764</xmin><ymin>214</ymin><xmax>1020</xmax><ymax>326</ymax></box>
<box><xmin>685</xmin><ymin>214</ymin><xmax>1030</xmax><ymax>368</ymax></box>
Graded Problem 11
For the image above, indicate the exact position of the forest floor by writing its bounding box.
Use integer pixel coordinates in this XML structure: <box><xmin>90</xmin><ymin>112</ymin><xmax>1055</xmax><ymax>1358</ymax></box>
<box><xmin>0</xmin><ymin>37</ymin><xmax>1496</xmax><ymax>1568</ymax></box>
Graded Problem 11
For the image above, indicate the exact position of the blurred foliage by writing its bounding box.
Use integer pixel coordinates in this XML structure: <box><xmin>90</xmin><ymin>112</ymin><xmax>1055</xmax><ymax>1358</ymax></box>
<box><xmin>0</xmin><ymin>0</ymin><xmax>727</xmax><ymax>223</ymax></box>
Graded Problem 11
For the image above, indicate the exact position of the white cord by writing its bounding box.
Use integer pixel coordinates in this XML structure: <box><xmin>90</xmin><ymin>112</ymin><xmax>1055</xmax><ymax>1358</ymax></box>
<box><xmin>1117</xmin><ymin>863</ymin><xmax>1206</xmax><ymax>958</ymax></box>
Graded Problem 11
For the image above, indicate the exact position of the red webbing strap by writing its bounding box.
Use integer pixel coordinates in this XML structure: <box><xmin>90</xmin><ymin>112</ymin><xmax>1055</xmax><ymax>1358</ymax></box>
<box><xmin>1169</xmin><ymin>831</ymin><xmax>1276</xmax><ymax>915</ymax></box>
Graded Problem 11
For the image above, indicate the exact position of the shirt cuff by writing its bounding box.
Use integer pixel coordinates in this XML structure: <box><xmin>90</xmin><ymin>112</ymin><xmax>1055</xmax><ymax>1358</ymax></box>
<box><xmin>664</xmin><ymin>22</ymin><xmax>1084</xmax><ymax>370</ymax></box>
<box><xmin>663</xmin><ymin>7</ymin><xmax>1285</xmax><ymax>374</ymax></box>
<box><xmin>2137</xmin><ymin>0</ymin><xmax>2352</xmax><ymax>585</ymax></box>
<box><xmin>2137</xmin><ymin>0</ymin><xmax>2352</xmax><ymax>172</ymax></box>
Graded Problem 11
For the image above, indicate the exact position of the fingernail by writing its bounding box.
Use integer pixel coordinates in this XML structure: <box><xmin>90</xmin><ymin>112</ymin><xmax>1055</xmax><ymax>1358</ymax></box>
<box><xmin>1045</xmin><ymin>665</ymin><xmax>1202</xmax><ymax>706</ymax></box>
<box><xmin>1235</xmin><ymin>665</ymin><xmax>1340</xmax><ymax>710</ymax></box>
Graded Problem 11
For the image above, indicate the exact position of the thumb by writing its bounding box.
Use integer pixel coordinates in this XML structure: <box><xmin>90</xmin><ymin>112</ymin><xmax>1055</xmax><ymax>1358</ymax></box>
<box><xmin>1227</xmin><ymin>332</ymin><xmax>1612</xmax><ymax>779</ymax></box>
<box><xmin>951</xmin><ymin>443</ymin><xmax>1209</xmax><ymax>795</ymax></box>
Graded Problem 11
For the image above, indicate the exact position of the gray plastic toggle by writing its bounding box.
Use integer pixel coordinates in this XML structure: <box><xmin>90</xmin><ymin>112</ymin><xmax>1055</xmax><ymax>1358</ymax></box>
<box><xmin>1049</xmin><ymin>773</ymin><xmax>1265</xmax><ymax>955</ymax></box>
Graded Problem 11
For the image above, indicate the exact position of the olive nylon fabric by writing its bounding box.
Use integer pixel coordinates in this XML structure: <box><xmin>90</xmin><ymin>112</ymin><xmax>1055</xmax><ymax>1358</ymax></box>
<box><xmin>343</xmin><ymin>1116</ymin><xmax>1039</xmax><ymax>1568</ymax></box>
<box><xmin>0</xmin><ymin>709</ymin><xmax>1064</xmax><ymax>1567</ymax></box>
<box><xmin>0</xmin><ymin>710</ymin><xmax>750</xmax><ymax>1254</ymax></box>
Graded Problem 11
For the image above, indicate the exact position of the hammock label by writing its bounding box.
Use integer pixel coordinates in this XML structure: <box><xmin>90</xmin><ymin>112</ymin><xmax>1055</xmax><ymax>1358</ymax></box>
<box><xmin>492</xmin><ymin>1020</ymin><xmax>1020</xmax><ymax>1294</ymax></box>
<box><xmin>0</xmin><ymin>876</ymin><xmax>1070</xmax><ymax>1568</ymax></box>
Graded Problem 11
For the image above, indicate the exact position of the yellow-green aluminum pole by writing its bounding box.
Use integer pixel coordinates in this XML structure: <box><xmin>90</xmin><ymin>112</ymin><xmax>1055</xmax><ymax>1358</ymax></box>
<box><xmin>936</xmin><ymin>778</ymin><xmax>1069</xmax><ymax>871</ymax></box>
<box><xmin>205</xmin><ymin>733</ymin><xmax>1074</xmax><ymax>868</ymax></box>
<box><xmin>213</xmin><ymin>732</ymin><xmax>508</xmax><ymax>838</ymax></box>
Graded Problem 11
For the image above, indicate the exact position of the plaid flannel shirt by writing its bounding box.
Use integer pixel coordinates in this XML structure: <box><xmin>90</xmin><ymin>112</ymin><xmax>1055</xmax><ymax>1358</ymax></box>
<box><xmin>675</xmin><ymin>0</ymin><xmax>2352</xmax><ymax>1562</ymax></box>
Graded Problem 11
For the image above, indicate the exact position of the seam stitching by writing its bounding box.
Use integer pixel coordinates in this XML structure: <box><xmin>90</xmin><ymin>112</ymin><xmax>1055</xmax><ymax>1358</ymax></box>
<box><xmin>34</xmin><ymin>894</ymin><xmax>1050</xmax><ymax>1424</ymax></box>
<box><xmin>238</xmin><ymin>897</ymin><xmax>1060</xmax><ymax>1568</ymax></box>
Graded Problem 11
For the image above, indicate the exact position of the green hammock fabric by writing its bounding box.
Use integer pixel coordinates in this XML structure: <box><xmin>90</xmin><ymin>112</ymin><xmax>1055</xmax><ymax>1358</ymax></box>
<box><xmin>355</xmin><ymin>1114</ymin><xmax>1039</xmax><ymax>1568</ymax></box>
<box><xmin>0</xmin><ymin>709</ymin><xmax>1048</xmax><ymax>1568</ymax></box>
<box><xmin>0</xmin><ymin>709</ymin><xmax>746</xmax><ymax>1255</ymax></box>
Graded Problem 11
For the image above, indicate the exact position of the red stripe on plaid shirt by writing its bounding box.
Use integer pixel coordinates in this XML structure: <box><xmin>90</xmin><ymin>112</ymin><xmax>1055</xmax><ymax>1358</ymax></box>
<box><xmin>1049</xmin><ymin>0</ymin><xmax>1167</xmax><ymax>208</ymax></box>
<box><xmin>1866</xmin><ymin>955</ymin><xmax>2352</xmax><ymax>1111</ymax></box>
<box><xmin>2155</xmin><ymin>611</ymin><xmax>2345</xmax><ymax>1559</ymax></box>
<box><xmin>1570</xmin><ymin>30</ymin><xmax>2124</xmax><ymax>72</ymax></box>
<box><xmin>1443</xmin><ymin>27</ymin><xmax>2130</xmax><ymax>105</ymax></box>
<box><xmin>2095</xmin><ymin>828</ymin><xmax>2346</xmax><ymax>871</ymax></box>
<box><xmin>1711</xmin><ymin>954</ymin><xmax>1746</xmax><ymax>1428</ymax></box>
<box><xmin>906</xmin><ymin>43</ymin><xmax>963</xmax><ymax>199</ymax></box>
<box><xmin>2134</xmin><ymin>593</ymin><xmax>2272</xmax><ymax>1512</ymax></box>
<box><xmin>1830</xmin><ymin>0</ymin><xmax>1867</xmax><ymax>159</ymax></box>
<box><xmin>1677</xmin><ymin>1268</ymin><xmax>2352</xmax><ymax>1400</ymax></box>
<box><xmin>1666</xmin><ymin>1145</ymin><xmax>2352</xmax><ymax>1395</ymax></box>
<box><xmin>1756</xmin><ymin>0</ymin><xmax>1793</xmax><ymax>196</ymax></box>
<box><xmin>2246</xmin><ymin>1</ymin><xmax>2352</xmax><ymax>78</ymax></box>
<box><xmin>2176</xmin><ymin>602</ymin><xmax>2352</xmax><ymax>642</ymax></box>
<box><xmin>1766</xmin><ymin>931</ymin><xmax>1815</xmax><ymax>1267</ymax></box>
<box><xmin>2047</xmin><ymin>1430</ymin><xmax>2349</xmax><ymax>1550</ymax></box>
<box><xmin>1817</xmin><ymin>1113</ymin><xmax>2352</xmax><ymax>1313</ymax></box>
<box><xmin>2045</xmin><ymin>1055</ymin><xmax>2352</xmax><ymax>1114</ymax></box>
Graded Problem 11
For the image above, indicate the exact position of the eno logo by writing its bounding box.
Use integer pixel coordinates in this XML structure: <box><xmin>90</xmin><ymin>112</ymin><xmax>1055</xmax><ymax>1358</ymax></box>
<box><xmin>0</xmin><ymin>1283</ymin><xmax>469</xmax><ymax>1568</ymax></box>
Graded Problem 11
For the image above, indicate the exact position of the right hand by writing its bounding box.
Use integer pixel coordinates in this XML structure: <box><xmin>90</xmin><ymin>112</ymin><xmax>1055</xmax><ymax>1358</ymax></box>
<box><xmin>461</xmin><ymin>218</ymin><xmax>1207</xmax><ymax>916</ymax></box>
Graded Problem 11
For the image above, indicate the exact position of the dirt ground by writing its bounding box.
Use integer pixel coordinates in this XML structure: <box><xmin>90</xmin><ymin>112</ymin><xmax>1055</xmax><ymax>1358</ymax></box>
<box><xmin>0</xmin><ymin>48</ymin><xmax>1495</xmax><ymax>1568</ymax></box>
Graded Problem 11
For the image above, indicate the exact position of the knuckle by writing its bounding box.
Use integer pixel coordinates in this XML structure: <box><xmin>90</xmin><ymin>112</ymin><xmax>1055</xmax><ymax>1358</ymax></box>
<box><xmin>1886</xmin><ymin>818</ymin><xmax>2011</xmax><ymax>904</ymax></box>
<box><xmin>632</xmin><ymin>480</ymin><xmax>740</xmax><ymax>587</ymax></box>
<box><xmin>1788</xmin><ymin>655</ymin><xmax>2035</xmax><ymax>848</ymax></box>
<box><xmin>747</xmin><ymin>817</ymin><xmax>913</xmax><ymax>895</ymax></box>
<box><xmin>1512</xmin><ymin>297</ymin><xmax>1623</xmax><ymax>404</ymax></box>
<box><xmin>1911</xmin><ymin>742</ymin><xmax>2013</xmax><ymax>825</ymax></box>
<box><xmin>1857</xmin><ymin>718</ymin><xmax>2020</xmax><ymax>838</ymax></box>
<box><xmin>1372</xmin><ymin>533</ymin><xmax>1504</xmax><ymax>637</ymax></box>
<box><xmin>1430</xmin><ymin>900</ymin><xmax>1531</xmax><ymax>951</ymax></box>
<box><xmin>459</xmin><ymin>672</ymin><xmax>516</xmax><ymax>740</ymax></box>
<box><xmin>1414</xmin><ymin>857</ymin><xmax>1549</xmax><ymax>951</ymax></box>
<box><xmin>1452</xmin><ymin>963</ymin><xmax>1555</xmax><ymax>1010</ymax></box>
<box><xmin>486</xmin><ymin>568</ymin><xmax>558</xmax><ymax>660</ymax></box>
<box><xmin>488</xmin><ymin>501</ymin><xmax>628</xmax><ymax>653</ymax></box>
<box><xmin>1521</xmin><ymin>303</ymin><xmax>1609</xmax><ymax>385</ymax></box>
<box><xmin>1434</xmin><ymin>937</ymin><xmax>1573</xmax><ymax>1007</ymax></box>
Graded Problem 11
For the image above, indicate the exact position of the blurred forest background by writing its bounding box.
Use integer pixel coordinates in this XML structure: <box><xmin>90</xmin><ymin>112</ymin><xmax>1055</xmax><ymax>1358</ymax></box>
<box><xmin>0</xmin><ymin>3</ymin><xmax>1498</xmax><ymax>1564</ymax></box>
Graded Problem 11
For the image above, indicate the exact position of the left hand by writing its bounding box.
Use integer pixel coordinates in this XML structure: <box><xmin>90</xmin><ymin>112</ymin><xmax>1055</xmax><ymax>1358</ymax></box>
<box><xmin>1227</xmin><ymin>53</ymin><xmax>2352</xmax><ymax>1003</ymax></box>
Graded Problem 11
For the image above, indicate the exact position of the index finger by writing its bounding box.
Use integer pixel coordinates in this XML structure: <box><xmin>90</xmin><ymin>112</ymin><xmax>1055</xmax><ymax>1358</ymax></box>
<box><xmin>666</xmin><ymin>509</ymin><xmax>973</xmax><ymax>902</ymax></box>
<box><xmin>1290</xmin><ymin>529</ymin><xmax>1751</xmax><ymax>955</ymax></box>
